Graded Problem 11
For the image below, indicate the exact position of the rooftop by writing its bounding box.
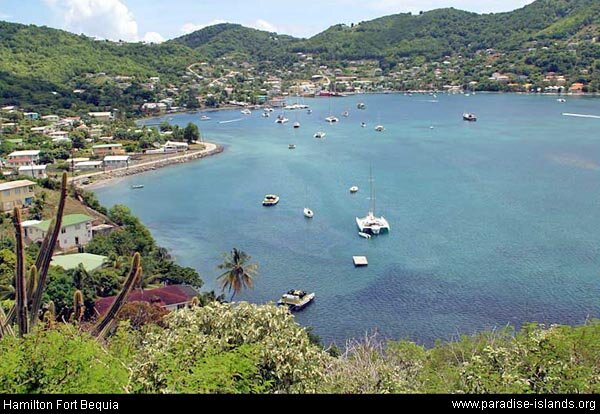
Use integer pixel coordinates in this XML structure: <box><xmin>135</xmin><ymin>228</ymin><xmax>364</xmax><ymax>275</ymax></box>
<box><xmin>93</xmin><ymin>144</ymin><xmax>123</xmax><ymax>149</ymax></box>
<box><xmin>8</xmin><ymin>150</ymin><xmax>41</xmax><ymax>157</ymax></box>
<box><xmin>32</xmin><ymin>214</ymin><xmax>93</xmax><ymax>232</ymax></box>
<box><xmin>95</xmin><ymin>285</ymin><xmax>199</xmax><ymax>315</ymax></box>
<box><xmin>0</xmin><ymin>180</ymin><xmax>36</xmax><ymax>191</ymax></box>
<box><xmin>51</xmin><ymin>253</ymin><xmax>108</xmax><ymax>272</ymax></box>
<box><xmin>104</xmin><ymin>156</ymin><xmax>130</xmax><ymax>162</ymax></box>
<box><xmin>18</xmin><ymin>165</ymin><xmax>47</xmax><ymax>171</ymax></box>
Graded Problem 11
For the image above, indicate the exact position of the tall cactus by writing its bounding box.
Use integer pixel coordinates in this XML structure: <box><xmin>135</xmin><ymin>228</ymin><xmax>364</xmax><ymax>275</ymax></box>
<box><xmin>26</xmin><ymin>265</ymin><xmax>38</xmax><ymax>307</ymax></box>
<box><xmin>12</xmin><ymin>208</ymin><xmax>28</xmax><ymax>337</ymax></box>
<box><xmin>29</xmin><ymin>171</ymin><xmax>68</xmax><ymax>326</ymax></box>
<box><xmin>91</xmin><ymin>253</ymin><xmax>142</xmax><ymax>339</ymax></box>
<box><xmin>0</xmin><ymin>303</ymin><xmax>14</xmax><ymax>338</ymax></box>
<box><xmin>73</xmin><ymin>290</ymin><xmax>84</xmax><ymax>323</ymax></box>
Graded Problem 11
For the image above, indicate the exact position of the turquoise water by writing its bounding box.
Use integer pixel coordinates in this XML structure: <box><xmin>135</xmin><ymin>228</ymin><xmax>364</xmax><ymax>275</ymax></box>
<box><xmin>95</xmin><ymin>93</ymin><xmax>600</xmax><ymax>345</ymax></box>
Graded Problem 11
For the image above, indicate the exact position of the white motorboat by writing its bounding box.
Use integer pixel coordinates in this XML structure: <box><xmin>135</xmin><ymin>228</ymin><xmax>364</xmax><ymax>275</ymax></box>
<box><xmin>288</xmin><ymin>144</ymin><xmax>296</xmax><ymax>150</ymax></box>
<box><xmin>262</xmin><ymin>194</ymin><xmax>280</xmax><ymax>206</ymax></box>
<box><xmin>307</xmin><ymin>109</ymin><xmax>313</xmax><ymax>114</ymax></box>
<box><xmin>277</xmin><ymin>290</ymin><xmax>315</xmax><ymax>311</ymax></box>
<box><xmin>357</xmin><ymin>103</ymin><xmax>366</xmax><ymax>110</ymax></box>
<box><xmin>557</xmin><ymin>98</ymin><xmax>567</xmax><ymax>103</ymax></box>
<box><xmin>293</xmin><ymin>122</ymin><xmax>301</xmax><ymax>129</ymax></box>
<box><xmin>326</xmin><ymin>116</ymin><xmax>339</xmax><ymax>123</ymax></box>
<box><xmin>304</xmin><ymin>208</ymin><xmax>314</xmax><ymax>218</ymax></box>
<box><xmin>350</xmin><ymin>186</ymin><xmax>359</xmax><ymax>194</ymax></box>
<box><xmin>463</xmin><ymin>113</ymin><xmax>477</xmax><ymax>122</ymax></box>
<box><xmin>358</xmin><ymin>232</ymin><xmax>372</xmax><ymax>239</ymax></box>
<box><xmin>262</xmin><ymin>112</ymin><xmax>271</xmax><ymax>118</ymax></box>
<box><xmin>361</xmin><ymin>122</ymin><xmax>367</xmax><ymax>128</ymax></box>
<box><xmin>356</xmin><ymin>169</ymin><xmax>390</xmax><ymax>235</ymax></box>
<box><xmin>314</xmin><ymin>131</ymin><xmax>326</xmax><ymax>139</ymax></box>
<box><xmin>275</xmin><ymin>115</ymin><xmax>289</xmax><ymax>124</ymax></box>
<box><xmin>200</xmin><ymin>115</ymin><xmax>211</xmax><ymax>121</ymax></box>
<box><xmin>264</xmin><ymin>107</ymin><xmax>274</xmax><ymax>112</ymax></box>
<box><xmin>375</xmin><ymin>125</ymin><xmax>385</xmax><ymax>132</ymax></box>
<box><xmin>342</xmin><ymin>111</ymin><xmax>350</xmax><ymax>117</ymax></box>
<box><xmin>241</xmin><ymin>109</ymin><xmax>252</xmax><ymax>115</ymax></box>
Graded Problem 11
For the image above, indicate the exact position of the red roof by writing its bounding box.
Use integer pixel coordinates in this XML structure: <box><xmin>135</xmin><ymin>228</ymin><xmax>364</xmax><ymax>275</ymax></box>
<box><xmin>95</xmin><ymin>285</ymin><xmax>199</xmax><ymax>315</ymax></box>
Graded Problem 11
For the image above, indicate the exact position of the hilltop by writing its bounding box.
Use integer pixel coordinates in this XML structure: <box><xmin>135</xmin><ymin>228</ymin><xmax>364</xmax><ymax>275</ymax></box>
<box><xmin>0</xmin><ymin>0</ymin><xmax>599</xmax><ymax>115</ymax></box>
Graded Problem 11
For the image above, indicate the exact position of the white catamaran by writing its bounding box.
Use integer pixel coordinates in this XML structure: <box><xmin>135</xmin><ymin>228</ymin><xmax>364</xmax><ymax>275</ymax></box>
<box><xmin>356</xmin><ymin>168</ymin><xmax>390</xmax><ymax>235</ymax></box>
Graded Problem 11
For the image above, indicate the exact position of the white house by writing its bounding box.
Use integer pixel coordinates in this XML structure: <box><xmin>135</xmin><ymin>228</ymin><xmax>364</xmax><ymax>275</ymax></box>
<box><xmin>6</xmin><ymin>150</ymin><xmax>41</xmax><ymax>168</ymax></box>
<box><xmin>164</xmin><ymin>141</ymin><xmax>189</xmax><ymax>152</ymax></box>
<box><xmin>103</xmin><ymin>155</ymin><xmax>130</xmax><ymax>169</ymax></box>
<box><xmin>24</xmin><ymin>214</ymin><xmax>94</xmax><ymax>250</ymax></box>
<box><xmin>41</xmin><ymin>115</ymin><xmax>60</xmax><ymax>123</ymax></box>
<box><xmin>74</xmin><ymin>161</ymin><xmax>103</xmax><ymax>171</ymax></box>
<box><xmin>87</xmin><ymin>112</ymin><xmax>113</xmax><ymax>122</ymax></box>
<box><xmin>18</xmin><ymin>165</ymin><xmax>48</xmax><ymax>179</ymax></box>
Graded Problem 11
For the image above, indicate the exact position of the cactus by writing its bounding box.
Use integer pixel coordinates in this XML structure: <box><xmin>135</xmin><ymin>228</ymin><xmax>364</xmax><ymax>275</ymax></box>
<box><xmin>12</xmin><ymin>208</ymin><xmax>28</xmax><ymax>337</ymax></box>
<box><xmin>73</xmin><ymin>290</ymin><xmax>84</xmax><ymax>323</ymax></box>
<box><xmin>0</xmin><ymin>304</ymin><xmax>14</xmax><ymax>338</ymax></box>
<box><xmin>91</xmin><ymin>253</ymin><xmax>142</xmax><ymax>339</ymax></box>
<box><xmin>29</xmin><ymin>171</ymin><xmax>68</xmax><ymax>326</ymax></box>
<box><xmin>26</xmin><ymin>265</ymin><xmax>38</xmax><ymax>306</ymax></box>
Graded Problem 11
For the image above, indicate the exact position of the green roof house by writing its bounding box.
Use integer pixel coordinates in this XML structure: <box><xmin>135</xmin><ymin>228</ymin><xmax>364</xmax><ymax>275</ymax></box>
<box><xmin>23</xmin><ymin>214</ymin><xmax>94</xmax><ymax>250</ymax></box>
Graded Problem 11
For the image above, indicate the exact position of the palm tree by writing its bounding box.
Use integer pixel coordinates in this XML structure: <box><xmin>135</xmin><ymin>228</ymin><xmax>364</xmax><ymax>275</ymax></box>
<box><xmin>217</xmin><ymin>249</ymin><xmax>258</xmax><ymax>301</ymax></box>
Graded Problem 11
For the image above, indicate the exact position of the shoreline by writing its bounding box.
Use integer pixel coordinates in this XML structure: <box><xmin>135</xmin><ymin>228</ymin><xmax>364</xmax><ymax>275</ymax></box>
<box><xmin>73</xmin><ymin>142</ymin><xmax>224</xmax><ymax>190</ymax></box>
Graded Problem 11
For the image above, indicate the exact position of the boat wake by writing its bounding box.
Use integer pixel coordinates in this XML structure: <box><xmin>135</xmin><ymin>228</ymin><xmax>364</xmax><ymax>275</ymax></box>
<box><xmin>219</xmin><ymin>118</ymin><xmax>245</xmax><ymax>124</ymax></box>
<box><xmin>562</xmin><ymin>113</ymin><xmax>600</xmax><ymax>119</ymax></box>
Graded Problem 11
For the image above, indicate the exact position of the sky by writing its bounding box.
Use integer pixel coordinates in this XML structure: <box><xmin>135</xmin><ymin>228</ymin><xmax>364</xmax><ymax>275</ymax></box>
<box><xmin>0</xmin><ymin>0</ymin><xmax>536</xmax><ymax>42</ymax></box>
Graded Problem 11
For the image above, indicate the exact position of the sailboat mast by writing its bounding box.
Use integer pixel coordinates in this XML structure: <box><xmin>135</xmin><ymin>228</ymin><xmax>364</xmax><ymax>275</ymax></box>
<box><xmin>369</xmin><ymin>165</ymin><xmax>375</xmax><ymax>215</ymax></box>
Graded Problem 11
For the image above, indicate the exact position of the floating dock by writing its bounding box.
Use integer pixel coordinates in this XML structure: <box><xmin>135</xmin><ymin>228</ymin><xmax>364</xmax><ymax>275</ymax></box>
<box><xmin>353</xmin><ymin>256</ymin><xmax>368</xmax><ymax>267</ymax></box>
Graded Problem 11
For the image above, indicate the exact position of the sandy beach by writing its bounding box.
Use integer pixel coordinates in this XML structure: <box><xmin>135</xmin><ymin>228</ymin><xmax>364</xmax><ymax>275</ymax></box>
<box><xmin>75</xmin><ymin>142</ymin><xmax>223</xmax><ymax>190</ymax></box>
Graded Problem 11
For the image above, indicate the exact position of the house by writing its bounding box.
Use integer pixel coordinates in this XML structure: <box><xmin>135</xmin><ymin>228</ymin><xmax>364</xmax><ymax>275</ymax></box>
<box><xmin>51</xmin><ymin>253</ymin><xmax>108</xmax><ymax>272</ymax></box>
<box><xmin>6</xmin><ymin>150</ymin><xmax>41</xmax><ymax>168</ymax></box>
<box><xmin>570</xmin><ymin>83</ymin><xmax>585</xmax><ymax>93</ymax></box>
<box><xmin>18</xmin><ymin>165</ymin><xmax>48</xmax><ymax>179</ymax></box>
<box><xmin>24</xmin><ymin>112</ymin><xmax>40</xmax><ymax>120</ymax></box>
<box><xmin>41</xmin><ymin>115</ymin><xmax>60</xmax><ymax>123</ymax></box>
<box><xmin>103</xmin><ymin>155</ymin><xmax>130</xmax><ymax>169</ymax></box>
<box><xmin>74</xmin><ymin>161</ymin><xmax>103</xmax><ymax>171</ymax></box>
<box><xmin>24</xmin><ymin>214</ymin><xmax>93</xmax><ymax>250</ymax></box>
<box><xmin>92</xmin><ymin>144</ymin><xmax>125</xmax><ymax>157</ymax></box>
<box><xmin>0</xmin><ymin>180</ymin><xmax>36</xmax><ymax>212</ymax></box>
<box><xmin>88</xmin><ymin>112</ymin><xmax>113</xmax><ymax>122</ymax></box>
<box><xmin>91</xmin><ymin>223</ymin><xmax>116</xmax><ymax>236</ymax></box>
<box><xmin>95</xmin><ymin>285</ymin><xmax>200</xmax><ymax>315</ymax></box>
<box><xmin>164</xmin><ymin>141</ymin><xmax>189</xmax><ymax>152</ymax></box>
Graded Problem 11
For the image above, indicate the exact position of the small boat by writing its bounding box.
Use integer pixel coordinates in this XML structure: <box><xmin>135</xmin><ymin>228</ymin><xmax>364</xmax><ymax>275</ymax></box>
<box><xmin>200</xmin><ymin>115</ymin><xmax>211</xmax><ymax>121</ymax></box>
<box><xmin>314</xmin><ymin>131</ymin><xmax>326</xmax><ymax>139</ymax></box>
<box><xmin>307</xmin><ymin>109</ymin><xmax>313</xmax><ymax>114</ymax></box>
<box><xmin>342</xmin><ymin>111</ymin><xmax>350</xmax><ymax>117</ymax></box>
<box><xmin>325</xmin><ymin>116</ymin><xmax>339</xmax><ymax>123</ymax></box>
<box><xmin>131</xmin><ymin>185</ymin><xmax>144</xmax><ymax>189</ymax></box>
<box><xmin>241</xmin><ymin>109</ymin><xmax>252</xmax><ymax>115</ymax></box>
<box><xmin>358</xmin><ymin>232</ymin><xmax>372</xmax><ymax>240</ymax></box>
<box><xmin>293</xmin><ymin>122</ymin><xmax>301</xmax><ymax>129</ymax></box>
<box><xmin>275</xmin><ymin>115</ymin><xmax>289</xmax><ymax>124</ymax></box>
<box><xmin>277</xmin><ymin>290</ymin><xmax>315</xmax><ymax>311</ymax></box>
<box><xmin>557</xmin><ymin>98</ymin><xmax>567</xmax><ymax>103</ymax></box>
<box><xmin>463</xmin><ymin>113</ymin><xmax>477</xmax><ymax>122</ymax></box>
<box><xmin>262</xmin><ymin>112</ymin><xmax>271</xmax><ymax>118</ymax></box>
<box><xmin>288</xmin><ymin>144</ymin><xmax>296</xmax><ymax>150</ymax></box>
<box><xmin>361</xmin><ymin>122</ymin><xmax>367</xmax><ymax>128</ymax></box>
<box><xmin>262</xmin><ymin>194</ymin><xmax>280</xmax><ymax>206</ymax></box>
<box><xmin>375</xmin><ymin>125</ymin><xmax>385</xmax><ymax>132</ymax></box>
<box><xmin>303</xmin><ymin>208</ymin><xmax>314</xmax><ymax>218</ymax></box>
<box><xmin>357</xmin><ymin>103</ymin><xmax>366</xmax><ymax>110</ymax></box>
<box><xmin>350</xmin><ymin>186</ymin><xmax>359</xmax><ymax>194</ymax></box>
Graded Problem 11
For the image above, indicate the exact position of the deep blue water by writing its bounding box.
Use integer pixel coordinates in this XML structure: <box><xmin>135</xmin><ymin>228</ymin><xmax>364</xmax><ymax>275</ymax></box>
<box><xmin>94</xmin><ymin>93</ymin><xmax>600</xmax><ymax>346</ymax></box>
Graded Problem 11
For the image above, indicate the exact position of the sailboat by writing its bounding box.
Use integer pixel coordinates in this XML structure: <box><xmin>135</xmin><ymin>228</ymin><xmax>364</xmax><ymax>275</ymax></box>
<box><xmin>356</xmin><ymin>167</ymin><xmax>390</xmax><ymax>235</ymax></box>
<box><xmin>325</xmin><ymin>82</ymin><xmax>339</xmax><ymax>123</ymax></box>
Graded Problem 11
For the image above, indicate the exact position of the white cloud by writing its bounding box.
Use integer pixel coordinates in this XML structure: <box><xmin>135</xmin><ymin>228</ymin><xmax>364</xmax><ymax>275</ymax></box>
<box><xmin>251</xmin><ymin>19</ymin><xmax>278</xmax><ymax>33</ymax></box>
<box><xmin>46</xmin><ymin>0</ymin><xmax>164</xmax><ymax>43</ymax></box>
<box><xmin>181</xmin><ymin>20</ymin><xmax>228</xmax><ymax>34</ymax></box>
<box><xmin>142</xmin><ymin>31</ymin><xmax>165</xmax><ymax>44</ymax></box>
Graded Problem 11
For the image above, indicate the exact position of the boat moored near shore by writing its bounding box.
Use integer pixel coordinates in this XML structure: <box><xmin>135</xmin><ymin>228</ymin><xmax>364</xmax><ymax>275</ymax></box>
<box><xmin>262</xmin><ymin>194</ymin><xmax>280</xmax><ymax>206</ymax></box>
<box><xmin>277</xmin><ymin>290</ymin><xmax>315</xmax><ymax>311</ymax></box>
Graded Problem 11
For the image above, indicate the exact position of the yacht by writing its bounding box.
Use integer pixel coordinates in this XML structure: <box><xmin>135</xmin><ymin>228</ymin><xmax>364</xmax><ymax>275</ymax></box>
<box><xmin>200</xmin><ymin>115</ymin><xmax>211</xmax><ymax>121</ymax></box>
<box><xmin>277</xmin><ymin>290</ymin><xmax>315</xmax><ymax>312</ymax></box>
<box><xmin>307</xmin><ymin>109</ymin><xmax>313</xmax><ymax>114</ymax></box>
<box><xmin>357</xmin><ymin>103</ymin><xmax>366</xmax><ymax>110</ymax></box>
<box><xmin>264</xmin><ymin>107</ymin><xmax>274</xmax><ymax>112</ymax></box>
<box><xmin>350</xmin><ymin>186</ymin><xmax>359</xmax><ymax>194</ymax></box>
<box><xmin>557</xmin><ymin>98</ymin><xmax>567</xmax><ymax>103</ymax></box>
<box><xmin>288</xmin><ymin>144</ymin><xmax>296</xmax><ymax>150</ymax></box>
<box><xmin>325</xmin><ymin>116</ymin><xmax>339</xmax><ymax>123</ymax></box>
<box><xmin>356</xmin><ymin>169</ymin><xmax>390</xmax><ymax>235</ymax></box>
<box><xmin>241</xmin><ymin>109</ymin><xmax>252</xmax><ymax>115</ymax></box>
<box><xmin>463</xmin><ymin>113</ymin><xmax>477</xmax><ymax>122</ymax></box>
<box><xmin>262</xmin><ymin>112</ymin><xmax>271</xmax><ymax>118</ymax></box>
<box><xmin>275</xmin><ymin>115</ymin><xmax>289</xmax><ymax>124</ymax></box>
<box><xmin>361</xmin><ymin>122</ymin><xmax>367</xmax><ymax>128</ymax></box>
<box><xmin>293</xmin><ymin>122</ymin><xmax>301</xmax><ymax>129</ymax></box>
<box><xmin>303</xmin><ymin>208</ymin><xmax>314</xmax><ymax>218</ymax></box>
<box><xmin>314</xmin><ymin>131</ymin><xmax>326</xmax><ymax>139</ymax></box>
<box><xmin>262</xmin><ymin>194</ymin><xmax>280</xmax><ymax>206</ymax></box>
<box><xmin>375</xmin><ymin>125</ymin><xmax>385</xmax><ymax>132</ymax></box>
<box><xmin>131</xmin><ymin>185</ymin><xmax>144</xmax><ymax>190</ymax></box>
<box><xmin>342</xmin><ymin>111</ymin><xmax>350</xmax><ymax>117</ymax></box>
